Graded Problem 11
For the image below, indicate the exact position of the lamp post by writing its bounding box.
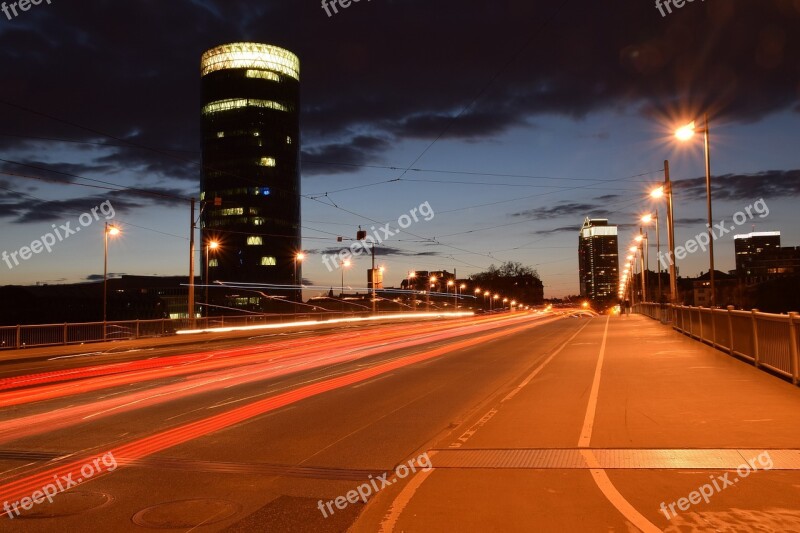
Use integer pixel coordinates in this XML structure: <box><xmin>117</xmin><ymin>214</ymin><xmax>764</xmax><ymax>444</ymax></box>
<box><xmin>676</xmin><ymin>116</ymin><xmax>714</xmax><ymax>307</ymax></box>
<box><xmin>459</xmin><ymin>283</ymin><xmax>466</xmax><ymax>310</ymax></box>
<box><xmin>642</xmin><ymin>213</ymin><xmax>661</xmax><ymax>302</ymax></box>
<box><xmin>206</xmin><ymin>240</ymin><xmax>219</xmax><ymax>317</ymax></box>
<box><xmin>651</xmin><ymin>166</ymin><xmax>677</xmax><ymax>303</ymax></box>
<box><xmin>428</xmin><ymin>275</ymin><xmax>437</xmax><ymax>311</ymax></box>
<box><xmin>294</xmin><ymin>252</ymin><xmax>305</xmax><ymax>314</ymax></box>
<box><xmin>340</xmin><ymin>259</ymin><xmax>351</xmax><ymax>298</ymax></box>
<box><xmin>447</xmin><ymin>280</ymin><xmax>454</xmax><ymax>309</ymax></box>
<box><xmin>103</xmin><ymin>222</ymin><xmax>120</xmax><ymax>340</ymax></box>
<box><xmin>493</xmin><ymin>294</ymin><xmax>499</xmax><ymax>311</ymax></box>
<box><xmin>634</xmin><ymin>234</ymin><xmax>646</xmax><ymax>302</ymax></box>
<box><xmin>408</xmin><ymin>271</ymin><xmax>417</xmax><ymax>310</ymax></box>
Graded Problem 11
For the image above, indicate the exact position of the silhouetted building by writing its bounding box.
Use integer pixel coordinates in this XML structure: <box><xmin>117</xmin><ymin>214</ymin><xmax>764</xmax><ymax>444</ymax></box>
<box><xmin>579</xmin><ymin>218</ymin><xmax>619</xmax><ymax>304</ymax></box>
<box><xmin>734</xmin><ymin>231</ymin><xmax>781</xmax><ymax>280</ymax></box>
<box><xmin>200</xmin><ymin>43</ymin><xmax>301</xmax><ymax>299</ymax></box>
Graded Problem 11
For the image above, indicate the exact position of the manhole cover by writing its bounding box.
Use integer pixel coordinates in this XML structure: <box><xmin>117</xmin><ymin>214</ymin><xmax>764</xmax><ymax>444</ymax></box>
<box><xmin>10</xmin><ymin>491</ymin><xmax>113</xmax><ymax>519</ymax></box>
<box><xmin>132</xmin><ymin>499</ymin><xmax>240</xmax><ymax>528</ymax></box>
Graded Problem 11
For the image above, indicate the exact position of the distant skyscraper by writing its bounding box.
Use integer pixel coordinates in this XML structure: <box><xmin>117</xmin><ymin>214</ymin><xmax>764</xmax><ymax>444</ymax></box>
<box><xmin>733</xmin><ymin>231</ymin><xmax>781</xmax><ymax>277</ymax></box>
<box><xmin>579</xmin><ymin>218</ymin><xmax>619</xmax><ymax>303</ymax></box>
<box><xmin>200</xmin><ymin>43</ymin><xmax>301</xmax><ymax>300</ymax></box>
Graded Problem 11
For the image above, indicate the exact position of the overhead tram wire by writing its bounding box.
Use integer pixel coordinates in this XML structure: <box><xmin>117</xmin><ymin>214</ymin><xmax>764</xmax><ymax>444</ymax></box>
<box><xmin>0</xmin><ymin>103</ymin><xmax>500</xmax><ymax>265</ymax></box>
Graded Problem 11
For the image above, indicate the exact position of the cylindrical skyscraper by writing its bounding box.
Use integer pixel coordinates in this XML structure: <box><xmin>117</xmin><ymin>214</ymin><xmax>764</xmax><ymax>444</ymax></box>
<box><xmin>200</xmin><ymin>43</ymin><xmax>301</xmax><ymax>308</ymax></box>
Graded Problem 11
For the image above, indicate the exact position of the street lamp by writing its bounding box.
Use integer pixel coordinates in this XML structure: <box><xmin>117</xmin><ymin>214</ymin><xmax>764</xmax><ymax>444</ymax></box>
<box><xmin>294</xmin><ymin>252</ymin><xmax>305</xmax><ymax>313</ymax></box>
<box><xmin>407</xmin><ymin>271</ymin><xmax>417</xmax><ymax>310</ymax></box>
<box><xmin>206</xmin><ymin>240</ymin><xmax>219</xmax><ymax>316</ymax></box>
<box><xmin>642</xmin><ymin>213</ymin><xmax>662</xmax><ymax>303</ymax></box>
<box><xmin>458</xmin><ymin>283</ymin><xmax>466</xmax><ymax>310</ymax></box>
<box><xmin>652</xmin><ymin>170</ymin><xmax>677</xmax><ymax>304</ymax></box>
<box><xmin>340</xmin><ymin>259</ymin><xmax>351</xmax><ymax>298</ymax></box>
<box><xmin>676</xmin><ymin>116</ymin><xmax>715</xmax><ymax>307</ymax></box>
<box><xmin>635</xmin><ymin>233</ymin><xmax>647</xmax><ymax>302</ymax></box>
<box><xmin>103</xmin><ymin>223</ymin><xmax>121</xmax><ymax>339</ymax></box>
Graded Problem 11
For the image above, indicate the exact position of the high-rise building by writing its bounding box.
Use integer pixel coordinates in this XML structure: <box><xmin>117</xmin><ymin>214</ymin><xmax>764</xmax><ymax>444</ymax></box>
<box><xmin>200</xmin><ymin>43</ymin><xmax>301</xmax><ymax>305</ymax></box>
<box><xmin>578</xmin><ymin>218</ymin><xmax>619</xmax><ymax>304</ymax></box>
<box><xmin>733</xmin><ymin>231</ymin><xmax>781</xmax><ymax>278</ymax></box>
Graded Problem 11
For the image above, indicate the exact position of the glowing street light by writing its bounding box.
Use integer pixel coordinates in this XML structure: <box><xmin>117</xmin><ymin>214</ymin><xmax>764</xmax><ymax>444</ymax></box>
<box><xmin>676</xmin><ymin>115</ymin><xmax>715</xmax><ymax>307</ymax></box>
<box><xmin>103</xmin><ymin>223</ymin><xmax>121</xmax><ymax>339</ymax></box>
<box><xmin>206</xmin><ymin>240</ymin><xmax>221</xmax><ymax>316</ymax></box>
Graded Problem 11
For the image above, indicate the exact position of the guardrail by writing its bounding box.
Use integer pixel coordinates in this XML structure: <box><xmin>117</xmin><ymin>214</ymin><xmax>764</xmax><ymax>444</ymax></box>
<box><xmin>636</xmin><ymin>303</ymin><xmax>800</xmax><ymax>385</ymax></box>
<box><xmin>0</xmin><ymin>311</ymin><xmax>381</xmax><ymax>351</ymax></box>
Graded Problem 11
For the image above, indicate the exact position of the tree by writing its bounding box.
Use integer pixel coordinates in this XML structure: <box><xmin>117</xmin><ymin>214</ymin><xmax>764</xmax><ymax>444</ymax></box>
<box><xmin>471</xmin><ymin>262</ymin><xmax>543</xmax><ymax>305</ymax></box>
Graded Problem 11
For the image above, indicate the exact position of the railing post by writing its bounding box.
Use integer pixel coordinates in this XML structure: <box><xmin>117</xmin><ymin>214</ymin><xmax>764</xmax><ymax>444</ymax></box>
<box><xmin>711</xmin><ymin>307</ymin><xmax>717</xmax><ymax>348</ymax></box>
<box><xmin>63</xmin><ymin>323</ymin><xmax>68</xmax><ymax>345</ymax></box>
<box><xmin>751</xmin><ymin>309</ymin><xmax>760</xmax><ymax>368</ymax></box>
<box><xmin>788</xmin><ymin>312</ymin><xmax>799</xmax><ymax>385</ymax></box>
<box><xmin>698</xmin><ymin>307</ymin><xmax>704</xmax><ymax>341</ymax></box>
<box><xmin>16</xmin><ymin>325</ymin><xmax>21</xmax><ymax>349</ymax></box>
<box><xmin>135</xmin><ymin>320</ymin><xmax>140</xmax><ymax>339</ymax></box>
<box><xmin>726</xmin><ymin>305</ymin><xmax>734</xmax><ymax>356</ymax></box>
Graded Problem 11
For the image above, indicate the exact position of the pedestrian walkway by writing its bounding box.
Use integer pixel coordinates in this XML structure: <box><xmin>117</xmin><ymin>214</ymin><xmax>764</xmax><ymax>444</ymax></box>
<box><xmin>353</xmin><ymin>314</ymin><xmax>800</xmax><ymax>532</ymax></box>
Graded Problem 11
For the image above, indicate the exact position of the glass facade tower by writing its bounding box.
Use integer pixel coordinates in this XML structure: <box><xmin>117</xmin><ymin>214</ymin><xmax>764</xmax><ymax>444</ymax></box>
<box><xmin>579</xmin><ymin>218</ymin><xmax>619</xmax><ymax>304</ymax></box>
<box><xmin>200</xmin><ymin>43</ymin><xmax>301</xmax><ymax>302</ymax></box>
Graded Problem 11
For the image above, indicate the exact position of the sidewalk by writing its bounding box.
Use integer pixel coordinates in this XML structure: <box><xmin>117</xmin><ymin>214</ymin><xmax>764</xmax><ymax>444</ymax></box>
<box><xmin>353</xmin><ymin>314</ymin><xmax>800</xmax><ymax>532</ymax></box>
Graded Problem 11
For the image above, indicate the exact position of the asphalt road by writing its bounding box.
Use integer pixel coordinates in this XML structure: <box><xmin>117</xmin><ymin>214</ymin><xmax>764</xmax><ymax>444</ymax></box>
<box><xmin>2</xmin><ymin>311</ymin><xmax>799</xmax><ymax>532</ymax></box>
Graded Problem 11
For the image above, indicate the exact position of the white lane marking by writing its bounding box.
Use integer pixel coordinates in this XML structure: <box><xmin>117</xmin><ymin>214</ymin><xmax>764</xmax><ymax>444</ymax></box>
<box><xmin>378</xmin><ymin>451</ymin><xmax>438</xmax><ymax>533</ymax></box>
<box><xmin>502</xmin><ymin>320</ymin><xmax>590</xmax><ymax>403</ymax></box>
<box><xmin>352</xmin><ymin>373</ymin><xmax>394</xmax><ymax>389</ymax></box>
<box><xmin>578</xmin><ymin>315</ymin><xmax>609</xmax><ymax>447</ymax></box>
<box><xmin>377</xmin><ymin>318</ymin><xmax>579</xmax><ymax>530</ymax></box>
<box><xmin>582</xmin><ymin>450</ymin><xmax>661</xmax><ymax>533</ymax></box>
<box><xmin>579</xmin><ymin>316</ymin><xmax>661</xmax><ymax>532</ymax></box>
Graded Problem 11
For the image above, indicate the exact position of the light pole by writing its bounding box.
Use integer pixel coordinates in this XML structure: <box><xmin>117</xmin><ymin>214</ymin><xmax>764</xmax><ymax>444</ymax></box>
<box><xmin>634</xmin><ymin>235</ymin><xmax>646</xmax><ymax>302</ymax></box>
<box><xmin>408</xmin><ymin>271</ymin><xmax>417</xmax><ymax>310</ymax></box>
<box><xmin>206</xmin><ymin>240</ymin><xmax>219</xmax><ymax>316</ymax></box>
<box><xmin>651</xmin><ymin>165</ymin><xmax>677</xmax><ymax>303</ymax></box>
<box><xmin>428</xmin><ymin>275</ymin><xmax>437</xmax><ymax>311</ymax></box>
<box><xmin>103</xmin><ymin>222</ymin><xmax>120</xmax><ymax>340</ymax></box>
<box><xmin>493</xmin><ymin>294</ymin><xmax>499</xmax><ymax>311</ymax></box>
<box><xmin>459</xmin><ymin>283</ymin><xmax>466</xmax><ymax>310</ymax></box>
<box><xmin>447</xmin><ymin>280</ymin><xmax>454</xmax><ymax>309</ymax></box>
<box><xmin>676</xmin><ymin>116</ymin><xmax>714</xmax><ymax>307</ymax></box>
<box><xmin>340</xmin><ymin>259</ymin><xmax>351</xmax><ymax>298</ymax></box>
<box><xmin>294</xmin><ymin>252</ymin><xmax>305</xmax><ymax>313</ymax></box>
<box><xmin>642</xmin><ymin>213</ymin><xmax>661</xmax><ymax>302</ymax></box>
<box><xmin>629</xmin><ymin>246</ymin><xmax>638</xmax><ymax>304</ymax></box>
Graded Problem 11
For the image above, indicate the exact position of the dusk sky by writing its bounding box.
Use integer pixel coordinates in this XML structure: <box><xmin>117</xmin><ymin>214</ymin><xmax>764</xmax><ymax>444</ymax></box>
<box><xmin>1</xmin><ymin>0</ymin><xmax>798</xmax><ymax>298</ymax></box>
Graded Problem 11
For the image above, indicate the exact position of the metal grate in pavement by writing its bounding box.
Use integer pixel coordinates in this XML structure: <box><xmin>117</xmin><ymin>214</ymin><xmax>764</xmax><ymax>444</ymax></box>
<box><xmin>430</xmin><ymin>448</ymin><xmax>800</xmax><ymax>470</ymax></box>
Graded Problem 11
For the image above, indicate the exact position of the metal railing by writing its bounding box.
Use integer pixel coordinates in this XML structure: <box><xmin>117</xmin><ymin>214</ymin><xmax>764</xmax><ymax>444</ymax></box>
<box><xmin>0</xmin><ymin>311</ymin><xmax>394</xmax><ymax>351</ymax></box>
<box><xmin>636</xmin><ymin>303</ymin><xmax>800</xmax><ymax>385</ymax></box>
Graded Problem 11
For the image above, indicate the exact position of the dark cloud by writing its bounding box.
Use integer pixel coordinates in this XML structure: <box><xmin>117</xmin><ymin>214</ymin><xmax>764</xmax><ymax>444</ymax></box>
<box><xmin>512</xmin><ymin>202</ymin><xmax>602</xmax><ymax>220</ymax></box>
<box><xmin>305</xmin><ymin>245</ymin><xmax>441</xmax><ymax>258</ymax></box>
<box><xmin>0</xmin><ymin>0</ymin><xmax>795</xmax><ymax>181</ymax></box>
<box><xmin>674</xmin><ymin>170</ymin><xmax>800</xmax><ymax>201</ymax></box>
<box><xmin>1</xmin><ymin>186</ymin><xmax>187</xmax><ymax>224</ymax></box>
<box><xmin>301</xmin><ymin>135</ymin><xmax>391</xmax><ymax>176</ymax></box>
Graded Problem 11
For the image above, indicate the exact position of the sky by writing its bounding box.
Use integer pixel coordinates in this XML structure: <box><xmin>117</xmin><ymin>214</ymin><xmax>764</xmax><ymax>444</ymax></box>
<box><xmin>0</xmin><ymin>0</ymin><xmax>798</xmax><ymax>298</ymax></box>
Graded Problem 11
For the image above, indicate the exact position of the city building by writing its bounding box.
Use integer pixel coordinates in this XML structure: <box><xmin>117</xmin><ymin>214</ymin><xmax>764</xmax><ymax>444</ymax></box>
<box><xmin>734</xmin><ymin>231</ymin><xmax>781</xmax><ymax>280</ymax></box>
<box><xmin>200</xmin><ymin>43</ymin><xmax>301</xmax><ymax>304</ymax></box>
<box><xmin>578</xmin><ymin>218</ymin><xmax>619</xmax><ymax>305</ymax></box>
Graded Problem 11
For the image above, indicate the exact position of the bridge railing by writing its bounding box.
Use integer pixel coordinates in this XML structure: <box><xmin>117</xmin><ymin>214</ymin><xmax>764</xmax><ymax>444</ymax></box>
<box><xmin>635</xmin><ymin>303</ymin><xmax>800</xmax><ymax>385</ymax></box>
<box><xmin>0</xmin><ymin>311</ymin><xmax>384</xmax><ymax>351</ymax></box>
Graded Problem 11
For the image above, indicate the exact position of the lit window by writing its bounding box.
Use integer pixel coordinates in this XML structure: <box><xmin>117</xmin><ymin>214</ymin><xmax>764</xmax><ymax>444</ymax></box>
<box><xmin>247</xmin><ymin>236</ymin><xmax>263</xmax><ymax>245</ymax></box>
<box><xmin>258</xmin><ymin>157</ymin><xmax>276</xmax><ymax>167</ymax></box>
<box><xmin>253</xmin><ymin>131</ymin><xmax>260</xmax><ymax>137</ymax></box>
<box><xmin>201</xmin><ymin>43</ymin><xmax>300</xmax><ymax>81</ymax></box>
<box><xmin>209</xmin><ymin>259</ymin><xmax>219</xmax><ymax>267</ymax></box>
<box><xmin>220</xmin><ymin>208</ymin><xmax>244</xmax><ymax>216</ymax></box>
<box><xmin>216</xmin><ymin>132</ymin><xmax>225</xmax><ymax>138</ymax></box>
<box><xmin>261</xmin><ymin>256</ymin><xmax>277</xmax><ymax>266</ymax></box>
<box><xmin>202</xmin><ymin>98</ymin><xmax>289</xmax><ymax>115</ymax></box>
<box><xmin>248</xmin><ymin>207</ymin><xmax>259</xmax><ymax>215</ymax></box>
<box><xmin>252</xmin><ymin>218</ymin><xmax>264</xmax><ymax>226</ymax></box>
<box><xmin>286</xmin><ymin>136</ymin><xmax>292</xmax><ymax>144</ymax></box>
<box><xmin>252</xmin><ymin>187</ymin><xmax>270</xmax><ymax>196</ymax></box>
<box><xmin>246</xmin><ymin>69</ymin><xmax>280</xmax><ymax>82</ymax></box>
